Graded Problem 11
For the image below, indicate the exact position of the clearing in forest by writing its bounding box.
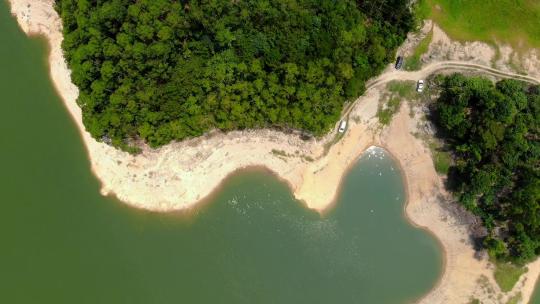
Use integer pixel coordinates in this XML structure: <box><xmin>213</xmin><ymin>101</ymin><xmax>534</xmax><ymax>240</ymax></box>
<box><xmin>420</xmin><ymin>0</ymin><xmax>540</xmax><ymax>50</ymax></box>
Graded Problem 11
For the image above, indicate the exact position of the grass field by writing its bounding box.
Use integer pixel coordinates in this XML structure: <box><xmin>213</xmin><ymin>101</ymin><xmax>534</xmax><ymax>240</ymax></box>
<box><xmin>405</xmin><ymin>29</ymin><xmax>433</xmax><ymax>71</ymax></box>
<box><xmin>506</xmin><ymin>293</ymin><xmax>522</xmax><ymax>304</ymax></box>
<box><xmin>421</xmin><ymin>0</ymin><xmax>540</xmax><ymax>50</ymax></box>
<box><xmin>377</xmin><ymin>81</ymin><xmax>417</xmax><ymax>125</ymax></box>
<box><xmin>432</xmin><ymin>148</ymin><xmax>451</xmax><ymax>175</ymax></box>
<box><xmin>494</xmin><ymin>262</ymin><xmax>527</xmax><ymax>292</ymax></box>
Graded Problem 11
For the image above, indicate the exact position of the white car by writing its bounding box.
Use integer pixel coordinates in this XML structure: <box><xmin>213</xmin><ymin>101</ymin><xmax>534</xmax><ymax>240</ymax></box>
<box><xmin>338</xmin><ymin>120</ymin><xmax>347</xmax><ymax>133</ymax></box>
<box><xmin>417</xmin><ymin>80</ymin><xmax>425</xmax><ymax>93</ymax></box>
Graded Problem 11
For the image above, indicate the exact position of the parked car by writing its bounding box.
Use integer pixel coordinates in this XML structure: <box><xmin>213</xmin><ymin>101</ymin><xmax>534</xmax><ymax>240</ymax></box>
<box><xmin>338</xmin><ymin>120</ymin><xmax>347</xmax><ymax>133</ymax></box>
<box><xmin>395</xmin><ymin>56</ymin><xmax>404</xmax><ymax>69</ymax></box>
<box><xmin>416</xmin><ymin>79</ymin><xmax>425</xmax><ymax>92</ymax></box>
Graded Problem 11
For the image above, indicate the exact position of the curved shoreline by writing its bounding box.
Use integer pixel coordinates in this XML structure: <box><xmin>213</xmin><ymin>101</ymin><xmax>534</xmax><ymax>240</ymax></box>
<box><xmin>378</xmin><ymin>144</ymin><xmax>447</xmax><ymax>303</ymax></box>
<box><xmin>320</xmin><ymin>143</ymin><xmax>447</xmax><ymax>304</ymax></box>
<box><xmin>7</xmin><ymin>1</ymin><xmax>540</xmax><ymax>303</ymax></box>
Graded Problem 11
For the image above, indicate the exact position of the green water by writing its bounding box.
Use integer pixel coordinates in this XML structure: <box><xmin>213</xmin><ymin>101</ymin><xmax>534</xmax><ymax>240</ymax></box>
<box><xmin>531</xmin><ymin>281</ymin><xmax>540</xmax><ymax>304</ymax></box>
<box><xmin>0</xmin><ymin>2</ymin><xmax>442</xmax><ymax>303</ymax></box>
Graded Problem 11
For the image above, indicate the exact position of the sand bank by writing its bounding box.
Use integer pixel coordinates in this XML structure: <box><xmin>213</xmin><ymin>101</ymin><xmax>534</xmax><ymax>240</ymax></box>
<box><xmin>7</xmin><ymin>0</ymin><xmax>540</xmax><ymax>303</ymax></box>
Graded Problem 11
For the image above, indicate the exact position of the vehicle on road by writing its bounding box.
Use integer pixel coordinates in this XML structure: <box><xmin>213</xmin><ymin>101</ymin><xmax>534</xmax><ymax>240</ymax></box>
<box><xmin>416</xmin><ymin>79</ymin><xmax>425</xmax><ymax>92</ymax></box>
<box><xmin>338</xmin><ymin>120</ymin><xmax>347</xmax><ymax>133</ymax></box>
<box><xmin>395</xmin><ymin>56</ymin><xmax>404</xmax><ymax>69</ymax></box>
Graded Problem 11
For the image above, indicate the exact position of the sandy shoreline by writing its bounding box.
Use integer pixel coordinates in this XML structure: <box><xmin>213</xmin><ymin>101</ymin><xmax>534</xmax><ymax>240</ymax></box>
<box><xmin>7</xmin><ymin>0</ymin><xmax>540</xmax><ymax>303</ymax></box>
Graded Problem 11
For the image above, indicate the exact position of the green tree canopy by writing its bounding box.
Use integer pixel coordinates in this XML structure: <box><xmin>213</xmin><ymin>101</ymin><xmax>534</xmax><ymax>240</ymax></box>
<box><xmin>55</xmin><ymin>0</ymin><xmax>414</xmax><ymax>149</ymax></box>
<box><xmin>433</xmin><ymin>74</ymin><xmax>540</xmax><ymax>262</ymax></box>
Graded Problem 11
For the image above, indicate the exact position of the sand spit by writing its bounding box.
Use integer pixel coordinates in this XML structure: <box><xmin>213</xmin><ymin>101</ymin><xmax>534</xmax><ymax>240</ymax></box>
<box><xmin>7</xmin><ymin>1</ymin><xmax>540</xmax><ymax>303</ymax></box>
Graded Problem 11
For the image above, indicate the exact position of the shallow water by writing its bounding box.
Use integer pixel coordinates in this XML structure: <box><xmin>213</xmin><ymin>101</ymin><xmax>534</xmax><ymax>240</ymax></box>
<box><xmin>531</xmin><ymin>280</ymin><xmax>540</xmax><ymax>303</ymax></box>
<box><xmin>0</xmin><ymin>2</ymin><xmax>441</xmax><ymax>303</ymax></box>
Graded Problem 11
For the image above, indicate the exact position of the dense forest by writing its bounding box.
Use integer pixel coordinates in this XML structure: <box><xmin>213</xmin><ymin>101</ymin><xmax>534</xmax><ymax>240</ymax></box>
<box><xmin>54</xmin><ymin>0</ymin><xmax>414</xmax><ymax>150</ymax></box>
<box><xmin>433</xmin><ymin>74</ymin><xmax>540</xmax><ymax>262</ymax></box>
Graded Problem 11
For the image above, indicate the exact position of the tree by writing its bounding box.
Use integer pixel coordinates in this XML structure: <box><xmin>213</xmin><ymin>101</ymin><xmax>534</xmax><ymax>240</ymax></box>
<box><xmin>434</xmin><ymin>74</ymin><xmax>540</xmax><ymax>262</ymax></box>
<box><xmin>55</xmin><ymin>0</ymin><xmax>414</xmax><ymax>150</ymax></box>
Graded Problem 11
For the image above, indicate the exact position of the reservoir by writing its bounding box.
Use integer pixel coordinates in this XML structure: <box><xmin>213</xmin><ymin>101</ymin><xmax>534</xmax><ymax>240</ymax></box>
<box><xmin>532</xmin><ymin>281</ymin><xmax>540</xmax><ymax>304</ymax></box>
<box><xmin>0</xmin><ymin>2</ymin><xmax>441</xmax><ymax>303</ymax></box>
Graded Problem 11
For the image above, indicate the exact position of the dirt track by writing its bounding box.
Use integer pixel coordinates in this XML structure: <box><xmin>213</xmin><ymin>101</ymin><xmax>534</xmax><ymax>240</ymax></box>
<box><xmin>371</xmin><ymin>61</ymin><xmax>540</xmax><ymax>87</ymax></box>
<box><xmin>339</xmin><ymin>60</ymin><xmax>540</xmax><ymax>119</ymax></box>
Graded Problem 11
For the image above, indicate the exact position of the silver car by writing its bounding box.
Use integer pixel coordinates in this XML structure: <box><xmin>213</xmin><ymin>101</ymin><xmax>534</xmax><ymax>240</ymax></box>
<box><xmin>417</xmin><ymin>80</ymin><xmax>425</xmax><ymax>93</ymax></box>
<box><xmin>338</xmin><ymin>120</ymin><xmax>347</xmax><ymax>133</ymax></box>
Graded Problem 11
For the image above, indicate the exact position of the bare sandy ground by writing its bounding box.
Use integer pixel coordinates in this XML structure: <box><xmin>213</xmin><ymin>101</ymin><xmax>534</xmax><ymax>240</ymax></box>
<box><xmin>415</xmin><ymin>20</ymin><xmax>540</xmax><ymax>80</ymax></box>
<box><xmin>7</xmin><ymin>1</ymin><xmax>540</xmax><ymax>303</ymax></box>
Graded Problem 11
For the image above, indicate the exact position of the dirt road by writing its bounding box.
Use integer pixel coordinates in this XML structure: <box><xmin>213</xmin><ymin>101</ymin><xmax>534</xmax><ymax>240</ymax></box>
<box><xmin>339</xmin><ymin>60</ymin><xmax>540</xmax><ymax>120</ymax></box>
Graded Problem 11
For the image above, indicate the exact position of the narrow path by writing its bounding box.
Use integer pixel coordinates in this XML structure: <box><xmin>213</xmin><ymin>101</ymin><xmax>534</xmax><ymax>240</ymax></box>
<box><xmin>328</xmin><ymin>60</ymin><xmax>540</xmax><ymax>152</ymax></box>
<box><xmin>368</xmin><ymin>61</ymin><xmax>540</xmax><ymax>89</ymax></box>
<box><xmin>342</xmin><ymin>60</ymin><xmax>540</xmax><ymax>118</ymax></box>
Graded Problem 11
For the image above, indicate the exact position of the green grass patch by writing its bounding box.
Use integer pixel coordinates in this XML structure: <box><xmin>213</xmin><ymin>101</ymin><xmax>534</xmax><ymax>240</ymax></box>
<box><xmin>387</xmin><ymin>81</ymin><xmax>417</xmax><ymax>99</ymax></box>
<box><xmin>428</xmin><ymin>141</ymin><xmax>452</xmax><ymax>175</ymax></box>
<box><xmin>423</xmin><ymin>0</ymin><xmax>540</xmax><ymax>51</ymax></box>
<box><xmin>494</xmin><ymin>262</ymin><xmax>527</xmax><ymax>292</ymax></box>
<box><xmin>378</xmin><ymin>96</ymin><xmax>401</xmax><ymax>125</ymax></box>
<box><xmin>433</xmin><ymin>150</ymin><xmax>451</xmax><ymax>174</ymax></box>
<box><xmin>414</xmin><ymin>0</ymin><xmax>432</xmax><ymax>24</ymax></box>
<box><xmin>404</xmin><ymin>29</ymin><xmax>433</xmax><ymax>71</ymax></box>
<box><xmin>431</xmin><ymin>148</ymin><xmax>452</xmax><ymax>175</ymax></box>
<box><xmin>506</xmin><ymin>292</ymin><xmax>522</xmax><ymax>304</ymax></box>
<box><xmin>377</xmin><ymin>81</ymin><xmax>417</xmax><ymax>125</ymax></box>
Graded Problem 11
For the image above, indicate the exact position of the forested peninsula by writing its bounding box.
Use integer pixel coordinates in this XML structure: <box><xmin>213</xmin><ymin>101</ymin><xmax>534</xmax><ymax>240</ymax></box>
<box><xmin>55</xmin><ymin>0</ymin><xmax>413</xmax><ymax>150</ymax></box>
<box><xmin>433</xmin><ymin>74</ymin><xmax>540</xmax><ymax>263</ymax></box>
